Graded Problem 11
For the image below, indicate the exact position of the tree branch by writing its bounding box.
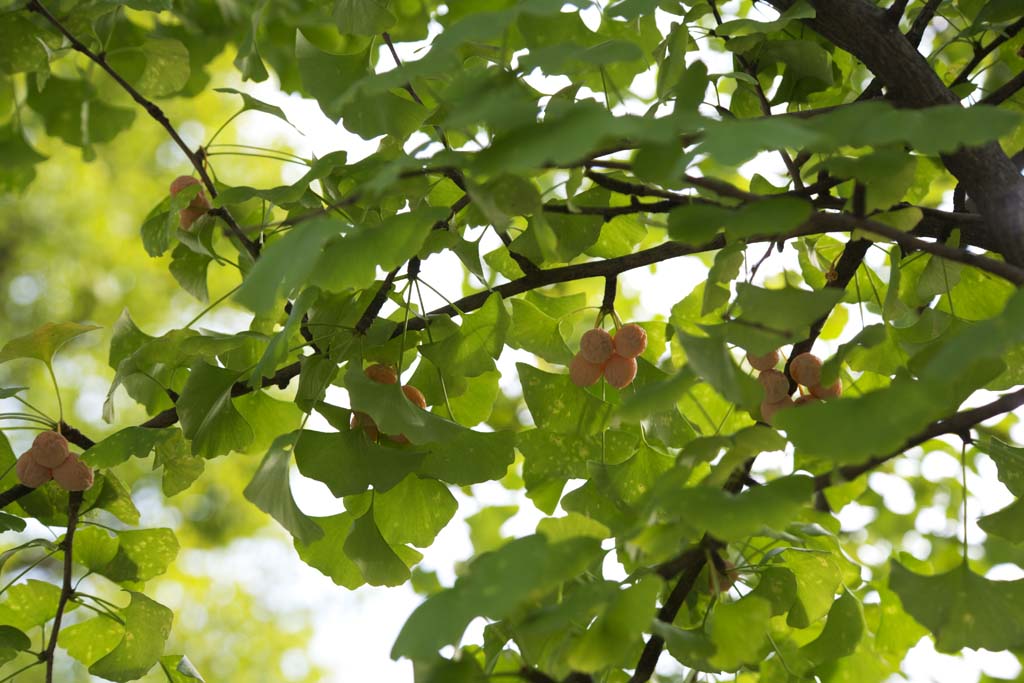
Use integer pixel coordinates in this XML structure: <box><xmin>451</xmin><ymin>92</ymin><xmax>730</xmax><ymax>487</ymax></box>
<box><xmin>25</xmin><ymin>0</ymin><xmax>260</xmax><ymax>261</ymax></box>
<box><xmin>949</xmin><ymin>17</ymin><xmax>1024</xmax><ymax>88</ymax></box>
<box><xmin>814</xmin><ymin>386</ymin><xmax>1024</xmax><ymax>492</ymax></box>
<box><xmin>0</xmin><ymin>484</ymin><xmax>32</xmax><ymax>510</ymax></box>
<box><xmin>766</xmin><ymin>0</ymin><xmax>1024</xmax><ymax>267</ymax></box>
<box><xmin>43</xmin><ymin>490</ymin><xmax>82</xmax><ymax>683</ymax></box>
<box><xmin>979</xmin><ymin>70</ymin><xmax>1024</xmax><ymax>106</ymax></box>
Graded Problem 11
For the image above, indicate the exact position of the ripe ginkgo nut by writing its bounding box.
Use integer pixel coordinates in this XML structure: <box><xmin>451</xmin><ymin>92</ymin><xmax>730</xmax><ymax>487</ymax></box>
<box><xmin>569</xmin><ymin>353</ymin><xmax>603</xmax><ymax>387</ymax></box>
<box><xmin>52</xmin><ymin>453</ymin><xmax>94</xmax><ymax>491</ymax></box>
<box><xmin>170</xmin><ymin>175</ymin><xmax>210</xmax><ymax>230</ymax></box>
<box><xmin>613</xmin><ymin>324</ymin><xmax>648</xmax><ymax>359</ymax></box>
<box><xmin>760</xmin><ymin>396</ymin><xmax>794</xmax><ymax>424</ymax></box>
<box><xmin>580</xmin><ymin>328</ymin><xmax>615</xmax><ymax>364</ymax></box>
<box><xmin>402</xmin><ymin>385</ymin><xmax>427</xmax><ymax>409</ymax></box>
<box><xmin>708</xmin><ymin>559</ymin><xmax>738</xmax><ymax>593</ymax></box>
<box><xmin>794</xmin><ymin>394</ymin><xmax>820</xmax><ymax>406</ymax></box>
<box><xmin>604</xmin><ymin>354</ymin><xmax>637</xmax><ymax>389</ymax></box>
<box><xmin>16</xmin><ymin>455</ymin><xmax>51</xmax><ymax>488</ymax></box>
<box><xmin>365</xmin><ymin>364</ymin><xmax>398</xmax><ymax>385</ymax></box>
<box><xmin>789</xmin><ymin>352</ymin><xmax>822</xmax><ymax>388</ymax></box>
<box><xmin>350</xmin><ymin>411</ymin><xmax>379</xmax><ymax>441</ymax></box>
<box><xmin>31</xmin><ymin>431</ymin><xmax>70</xmax><ymax>468</ymax></box>
<box><xmin>757</xmin><ymin>369</ymin><xmax>789</xmax><ymax>403</ymax></box>
<box><xmin>746</xmin><ymin>350</ymin><xmax>780</xmax><ymax>372</ymax></box>
<box><xmin>810</xmin><ymin>379</ymin><xmax>842</xmax><ymax>399</ymax></box>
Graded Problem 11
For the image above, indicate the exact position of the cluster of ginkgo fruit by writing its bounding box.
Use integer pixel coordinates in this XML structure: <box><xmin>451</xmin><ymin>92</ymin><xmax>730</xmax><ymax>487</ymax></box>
<box><xmin>748</xmin><ymin>349</ymin><xmax>842</xmax><ymax>424</ymax></box>
<box><xmin>15</xmin><ymin>431</ymin><xmax>94</xmax><ymax>491</ymax></box>
<box><xmin>349</xmin><ymin>364</ymin><xmax>427</xmax><ymax>444</ymax></box>
<box><xmin>569</xmin><ymin>323</ymin><xmax>648</xmax><ymax>389</ymax></box>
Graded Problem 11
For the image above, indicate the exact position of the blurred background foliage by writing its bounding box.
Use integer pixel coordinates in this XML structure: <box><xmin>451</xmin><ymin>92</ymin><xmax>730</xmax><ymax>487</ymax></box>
<box><xmin>0</xmin><ymin>50</ymin><xmax>336</xmax><ymax>681</ymax></box>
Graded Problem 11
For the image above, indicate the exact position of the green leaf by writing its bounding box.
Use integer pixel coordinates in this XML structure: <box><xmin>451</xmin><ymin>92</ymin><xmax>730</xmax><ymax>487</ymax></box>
<box><xmin>294</xmin><ymin>429</ymin><xmax>425</xmax><ymax>497</ymax></box>
<box><xmin>734</xmin><ymin>283</ymin><xmax>844</xmax><ymax>333</ymax></box>
<box><xmin>890</xmin><ymin>561</ymin><xmax>1024</xmax><ymax>652</ymax></box>
<box><xmin>98</xmin><ymin>528</ymin><xmax>180</xmax><ymax>584</ymax></box>
<box><xmin>153</xmin><ymin>430</ymin><xmax>205</xmax><ymax>497</ymax></box>
<box><xmin>979</xmin><ymin>436</ymin><xmax>1024</xmax><ymax>496</ymax></box>
<box><xmin>60</xmin><ymin>617</ymin><xmax>125</xmax><ymax>667</ymax></box>
<box><xmin>660</xmin><ymin>476</ymin><xmax>813</xmax><ymax>541</ymax></box>
<box><xmin>795</xmin><ymin>590</ymin><xmax>864</xmax><ymax>673</ymax></box>
<box><xmin>708</xmin><ymin>595</ymin><xmax>773</xmax><ymax>671</ymax></box>
<box><xmin>518</xmin><ymin>363</ymin><xmax>612</xmax><ymax>436</ymax></box>
<box><xmin>0</xmin><ymin>16</ymin><xmax>46</xmax><ymax>73</ymax></box>
<box><xmin>82</xmin><ymin>427</ymin><xmax>169</xmax><ymax>468</ymax></box>
<box><xmin>135</xmin><ymin>39</ymin><xmax>191</xmax><ymax>97</ymax></box>
<box><xmin>334</xmin><ymin>0</ymin><xmax>396</xmax><ymax>34</ymax></box>
<box><xmin>419</xmin><ymin>293</ymin><xmax>510</xmax><ymax>378</ymax></box>
<box><xmin>159</xmin><ymin>655</ymin><xmax>206</xmax><ymax>682</ymax></box>
<box><xmin>568</xmin><ymin>576</ymin><xmax>663</xmax><ymax>672</ymax></box>
<box><xmin>26</xmin><ymin>77</ymin><xmax>136</xmax><ymax>158</ymax></box>
<box><xmin>784</xmin><ymin>550</ymin><xmax>844</xmax><ymax>628</ymax></box>
<box><xmin>90</xmin><ymin>592</ymin><xmax>174</xmax><ymax>682</ymax></box>
<box><xmin>176</xmin><ymin>361</ymin><xmax>254</xmax><ymax>457</ymax></box>
<box><xmin>344</xmin><ymin>504</ymin><xmax>418</xmax><ymax>586</ymax></box>
<box><xmin>74</xmin><ymin>526</ymin><xmax>120</xmax><ymax>573</ymax></box>
<box><xmin>0</xmin><ymin>579</ymin><xmax>64</xmax><ymax>630</ymax></box>
<box><xmin>215</xmin><ymin>87</ymin><xmax>299</xmax><ymax>130</ymax></box>
<box><xmin>310</xmin><ymin>207</ymin><xmax>448</xmax><ymax>293</ymax></box>
<box><xmin>0</xmin><ymin>122</ymin><xmax>47</xmax><ymax>194</ymax></box>
<box><xmin>676</xmin><ymin>332</ymin><xmax>761</xmax><ymax>408</ymax></box>
<box><xmin>392</xmin><ymin>535</ymin><xmax>604</xmax><ymax>659</ymax></box>
<box><xmin>234</xmin><ymin>217</ymin><xmax>340</xmax><ymax>314</ymax></box>
<box><xmin>0</xmin><ymin>321</ymin><xmax>101</xmax><ymax>367</ymax></box>
<box><xmin>294</xmin><ymin>513</ymin><xmax>365</xmax><ymax>589</ymax></box>
<box><xmin>373</xmin><ymin>475</ymin><xmax>457</xmax><ymax>547</ymax></box>
<box><xmin>243</xmin><ymin>433</ymin><xmax>324</xmax><ymax>545</ymax></box>
<box><xmin>978</xmin><ymin>495</ymin><xmax>1024</xmax><ymax>542</ymax></box>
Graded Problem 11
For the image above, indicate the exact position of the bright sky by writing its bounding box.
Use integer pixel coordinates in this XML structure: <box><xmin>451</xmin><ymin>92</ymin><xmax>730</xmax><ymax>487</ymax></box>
<box><xmin>103</xmin><ymin>3</ymin><xmax>1024</xmax><ymax>681</ymax></box>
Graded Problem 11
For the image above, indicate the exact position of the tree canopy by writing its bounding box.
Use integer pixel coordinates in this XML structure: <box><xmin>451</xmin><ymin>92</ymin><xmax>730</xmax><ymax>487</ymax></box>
<box><xmin>2</xmin><ymin>0</ymin><xmax>1024</xmax><ymax>681</ymax></box>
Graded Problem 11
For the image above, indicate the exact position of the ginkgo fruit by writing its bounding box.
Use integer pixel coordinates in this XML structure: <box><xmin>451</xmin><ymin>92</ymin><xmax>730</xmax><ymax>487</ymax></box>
<box><xmin>580</xmin><ymin>328</ymin><xmax>615</xmax><ymax>364</ymax></box>
<box><xmin>350</xmin><ymin>411</ymin><xmax>380</xmax><ymax>441</ymax></box>
<box><xmin>789</xmin><ymin>352</ymin><xmax>822</xmax><ymax>387</ymax></box>
<box><xmin>757</xmin><ymin>369</ymin><xmax>789</xmax><ymax>403</ymax></box>
<box><xmin>170</xmin><ymin>175</ymin><xmax>211</xmax><ymax>230</ymax></box>
<box><xmin>708</xmin><ymin>559</ymin><xmax>738</xmax><ymax>593</ymax></box>
<box><xmin>52</xmin><ymin>453</ymin><xmax>94</xmax><ymax>491</ymax></box>
<box><xmin>760</xmin><ymin>396</ymin><xmax>794</xmax><ymax>424</ymax></box>
<box><xmin>795</xmin><ymin>394</ymin><xmax>820</xmax><ymax>406</ymax></box>
<box><xmin>15</xmin><ymin>454</ymin><xmax>52</xmax><ymax>488</ymax></box>
<box><xmin>604</xmin><ymin>354</ymin><xmax>637</xmax><ymax>389</ymax></box>
<box><xmin>31</xmin><ymin>431</ymin><xmax>70</xmax><ymax>468</ymax></box>
<box><xmin>746</xmin><ymin>349</ymin><xmax>780</xmax><ymax>372</ymax></box>
<box><xmin>810</xmin><ymin>379</ymin><xmax>842</xmax><ymax>399</ymax></box>
<box><xmin>402</xmin><ymin>385</ymin><xmax>427</xmax><ymax>409</ymax></box>
<box><xmin>613</xmin><ymin>324</ymin><xmax>647</xmax><ymax>359</ymax></box>
<box><xmin>365</xmin><ymin>363</ymin><xmax>398</xmax><ymax>385</ymax></box>
<box><xmin>569</xmin><ymin>353</ymin><xmax>604</xmax><ymax>387</ymax></box>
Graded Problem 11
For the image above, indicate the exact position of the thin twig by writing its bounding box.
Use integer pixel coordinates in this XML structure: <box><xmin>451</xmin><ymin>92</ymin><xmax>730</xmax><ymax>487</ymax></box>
<box><xmin>949</xmin><ymin>17</ymin><xmax>1024</xmax><ymax>88</ymax></box>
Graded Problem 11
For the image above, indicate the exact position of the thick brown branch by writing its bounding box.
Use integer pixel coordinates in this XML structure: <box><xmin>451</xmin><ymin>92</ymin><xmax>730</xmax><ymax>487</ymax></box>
<box><xmin>767</xmin><ymin>0</ymin><xmax>1024</xmax><ymax>267</ymax></box>
<box><xmin>0</xmin><ymin>484</ymin><xmax>32</xmax><ymax>510</ymax></box>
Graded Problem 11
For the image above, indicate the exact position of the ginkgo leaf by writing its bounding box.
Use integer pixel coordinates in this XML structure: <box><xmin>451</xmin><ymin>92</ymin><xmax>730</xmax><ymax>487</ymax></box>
<box><xmin>0</xmin><ymin>321</ymin><xmax>101</xmax><ymax>367</ymax></box>
<box><xmin>90</xmin><ymin>592</ymin><xmax>173</xmax><ymax>682</ymax></box>
<box><xmin>890</xmin><ymin>561</ymin><xmax>1024</xmax><ymax>653</ymax></box>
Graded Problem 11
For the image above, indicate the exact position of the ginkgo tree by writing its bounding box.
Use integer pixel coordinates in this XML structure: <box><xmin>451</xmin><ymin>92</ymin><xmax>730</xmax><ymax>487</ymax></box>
<box><xmin>2</xmin><ymin>0</ymin><xmax>1024</xmax><ymax>681</ymax></box>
